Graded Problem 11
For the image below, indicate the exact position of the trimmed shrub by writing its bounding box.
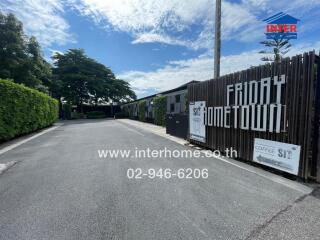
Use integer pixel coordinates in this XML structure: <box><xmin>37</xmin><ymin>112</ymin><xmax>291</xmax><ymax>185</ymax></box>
<box><xmin>114</xmin><ymin>112</ymin><xmax>128</xmax><ymax>119</ymax></box>
<box><xmin>86</xmin><ymin>111</ymin><xmax>106</xmax><ymax>119</ymax></box>
<box><xmin>138</xmin><ymin>100</ymin><xmax>146</xmax><ymax>122</ymax></box>
<box><xmin>154</xmin><ymin>96</ymin><xmax>167</xmax><ymax>126</ymax></box>
<box><xmin>0</xmin><ymin>79</ymin><xmax>59</xmax><ymax>142</ymax></box>
<box><xmin>70</xmin><ymin>112</ymin><xmax>86</xmax><ymax>119</ymax></box>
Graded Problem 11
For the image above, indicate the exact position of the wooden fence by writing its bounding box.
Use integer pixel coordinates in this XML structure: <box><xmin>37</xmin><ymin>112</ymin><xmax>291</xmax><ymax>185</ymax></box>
<box><xmin>188</xmin><ymin>51</ymin><xmax>320</xmax><ymax>181</ymax></box>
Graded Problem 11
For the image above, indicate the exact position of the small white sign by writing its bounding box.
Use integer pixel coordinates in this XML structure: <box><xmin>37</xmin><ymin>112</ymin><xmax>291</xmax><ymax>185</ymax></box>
<box><xmin>189</xmin><ymin>101</ymin><xmax>206</xmax><ymax>143</ymax></box>
<box><xmin>253</xmin><ymin>138</ymin><xmax>301</xmax><ymax>175</ymax></box>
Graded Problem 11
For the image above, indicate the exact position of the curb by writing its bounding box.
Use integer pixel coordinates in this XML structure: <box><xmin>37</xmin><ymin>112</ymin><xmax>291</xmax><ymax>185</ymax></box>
<box><xmin>0</xmin><ymin>124</ymin><xmax>62</xmax><ymax>156</ymax></box>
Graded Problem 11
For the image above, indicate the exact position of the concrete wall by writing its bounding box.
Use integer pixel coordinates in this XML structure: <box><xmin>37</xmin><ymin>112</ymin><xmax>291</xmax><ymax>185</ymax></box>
<box><xmin>122</xmin><ymin>88</ymin><xmax>188</xmax><ymax>119</ymax></box>
<box><xmin>166</xmin><ymin>89</ymin><xmax>187</xmax><ymax>114</ymax></box>
<box><xmin>145</xmin><ymin>98</ymin><xmax>154</xmax><ymax>119</ymax></box>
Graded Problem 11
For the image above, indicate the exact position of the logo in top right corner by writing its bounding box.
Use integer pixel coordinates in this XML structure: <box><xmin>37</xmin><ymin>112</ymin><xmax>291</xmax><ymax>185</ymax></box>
<box><xmin>263</xmin><ymin>12</ymin><xmax>300</xmax><ymax>40</ymax></box>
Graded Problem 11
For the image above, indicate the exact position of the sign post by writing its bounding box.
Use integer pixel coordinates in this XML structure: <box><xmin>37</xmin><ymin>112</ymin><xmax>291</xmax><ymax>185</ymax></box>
<box><xmin>189</xmin><ymin>101</ymin><xmax>206</xmax><ymax>143</ymax></box>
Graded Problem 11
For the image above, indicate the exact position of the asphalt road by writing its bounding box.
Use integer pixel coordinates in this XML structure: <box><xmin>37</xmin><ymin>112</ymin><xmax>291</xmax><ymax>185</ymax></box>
<box><xmin>0</xmin><ymin>119</ymin><xmax>319</xmax><ymax>240</ymax></box>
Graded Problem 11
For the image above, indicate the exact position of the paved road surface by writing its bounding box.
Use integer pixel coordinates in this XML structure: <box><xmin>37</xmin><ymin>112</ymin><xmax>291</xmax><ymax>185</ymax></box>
<box><xmin>0</xmin><ymin>119</ymin><xmax>319</xmax><ymax>240</ymax></box>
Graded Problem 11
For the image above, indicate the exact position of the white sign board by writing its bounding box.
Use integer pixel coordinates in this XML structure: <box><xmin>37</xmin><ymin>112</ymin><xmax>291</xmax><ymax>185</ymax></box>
<box><xmin>253</xmin><ymin>138</ymin><xmax>301</xmax><ymax>175</ymax></box>
<box><xmin>189</xmin><ymin>101</ymin><xmax>206</xmax><ymax>143</ymax></box>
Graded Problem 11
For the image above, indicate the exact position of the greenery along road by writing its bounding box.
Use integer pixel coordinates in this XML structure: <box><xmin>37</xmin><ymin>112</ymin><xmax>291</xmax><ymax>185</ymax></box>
<box><xmin>0</xmin><ymin>12</ymin><xmax>136</xmax><ymax>113</ymax></box>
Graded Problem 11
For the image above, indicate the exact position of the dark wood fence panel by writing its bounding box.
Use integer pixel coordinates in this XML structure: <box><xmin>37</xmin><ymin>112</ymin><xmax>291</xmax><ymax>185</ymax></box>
<box><xmin>188</xmin><ymin>51</ymin><xmax>319</xmax><ymax>180</ymax></box>
<box><xmin>166</xmin><ymin>114</ymin><xmax>189</xmax><ymax>139</ymax></box>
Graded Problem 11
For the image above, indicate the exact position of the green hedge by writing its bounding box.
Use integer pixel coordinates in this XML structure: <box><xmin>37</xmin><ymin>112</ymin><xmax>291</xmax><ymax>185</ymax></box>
<box><xmin>86</xmin><ymin>111</ymin><xmax>106</xmax><ymax>119</ymax></box>
<box><xmin>138</xmin><ymin>100</ymin><xmax>146</xmax><ymax>122</ymax></box>
<box><xmin>0</xmin><ymin>79</ymin><xmax>59</xmax><ymax>142</ymax></box>
<box><xmin>154</xmin><ymin>96</ymin><xmax>167</xmax><ymax>126</ymax></box>
<box><xmin>70</xmin><ymin>112</ymin><xmax>85</xmax><ymax>119</ymax></box>
<box><xmin>115</xmin><ymin>112</ymin><xmax>129</xmax><ymax>119</ymax></box>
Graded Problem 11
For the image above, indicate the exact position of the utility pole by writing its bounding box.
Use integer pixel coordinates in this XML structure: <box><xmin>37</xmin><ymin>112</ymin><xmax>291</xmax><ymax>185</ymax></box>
<box><xmin>214</xmin><ymin>0</ymin><xmax>221</xmax><ymax>79</ymax></box>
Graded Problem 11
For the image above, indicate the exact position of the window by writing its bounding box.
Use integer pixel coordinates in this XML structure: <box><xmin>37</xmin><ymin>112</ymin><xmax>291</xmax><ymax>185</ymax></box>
<box><xmin>175</xmin><ymin>95</ymin><xmax>180</xmax><ymax>103</ymax></box>
<box><xmin>170</xmin><ymin>103</ymin><xmax>175</xmax><ymax>112</ymax></box>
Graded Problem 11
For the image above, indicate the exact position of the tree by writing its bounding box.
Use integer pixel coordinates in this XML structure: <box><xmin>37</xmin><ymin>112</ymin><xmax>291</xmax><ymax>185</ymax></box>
<box><xmin>52</xmin><ymin>49</ymin><xmax>136</xmax><ymax>112</ymax></box>
<box><xmin>109</xmin><ymin>79</ymin><xmax>137</xmax><ymax>103</ymax></box>
<box><xmin>52</xmin><ymin>49</ymin><xmax>92</xmax><ymax>112</ymax></box>
<box><xmin>0</xmin><ymin>12</ymin><xmax>51</xmax><ymax>91</ymax></box>
<box><xmin>259</xmin><ymin>33</ymin><xmax>292</xmax><ymax>63</ymax></box>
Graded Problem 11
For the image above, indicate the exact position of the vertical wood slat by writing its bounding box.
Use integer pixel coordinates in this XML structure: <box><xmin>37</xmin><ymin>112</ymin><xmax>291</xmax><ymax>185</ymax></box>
<box><xmin>188</xmin><ymin>52</ymin><xmax>318</xmax><ymax>180</ymax></box>
<box><xmin>314</xmin><ymin>54</ymin><xmax>320</xmax><ymax>182</ymax></box>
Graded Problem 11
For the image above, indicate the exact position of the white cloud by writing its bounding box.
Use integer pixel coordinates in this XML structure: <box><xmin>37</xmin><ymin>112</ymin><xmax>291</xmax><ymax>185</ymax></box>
<box><xmin>44</xmin><ymin>48</ymin><xmax>64</xmax><ymax>63</ymax></box>
<box><xmin>68</xmin><ymin>0</ymin><xmax>214</xmax><ymax>50</ymax></box>
<box><xmin>120</xmin><ymin>41</ymin><xmax>320</xmax><ymax>98</ymax></box>
<box><xmin>0</xmin><ymin>0</ymin><xmax>75</xmax><ymax>46</ymax></box>
<box><xmin>68</xmin><ymin>0</ymin><xmax>268</xmax><ymax>50</ymax></box>
<box><xmin>70</xmin><ymin>0</ymin><xmax>210</xmax><ymax>31</ymax></box>
<box><xmin>69</xmin><ymin>0</ymin><xmax>320</xmax><ymax>51</ymax></box>
<box><xmin>131</xmin><ymin>32</ymin><xmax>190</xmax><ymax>47</ymax></box>
<box><xmin>1</xmin><ymin>0</ymin><xmax>319</xmax><ymax>51</ymax></box>
<box><xmin>48</xmin><ymin>48</ymin><xmax>64</xmax><ymax>56</ymax></box>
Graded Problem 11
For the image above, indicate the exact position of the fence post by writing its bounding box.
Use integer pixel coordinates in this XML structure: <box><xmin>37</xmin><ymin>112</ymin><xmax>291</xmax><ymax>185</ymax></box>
<box><xmin>316</xmin><ymin>55</ymin><xmax>320</xmax><ymax>182</ymax></box>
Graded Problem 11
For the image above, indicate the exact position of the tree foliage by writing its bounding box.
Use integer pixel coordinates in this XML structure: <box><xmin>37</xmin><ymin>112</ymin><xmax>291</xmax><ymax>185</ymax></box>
<box><xmin>0</xmin><ymin>12</ymin><xmax>52</xmax><ymax>92</ymax></box>
<box><xmin>0</xmin><ymin>11</ymin><xmax>137</xmax><ymax>110</ymax></box>
<box><xmin>259</xmin><ymin>33</ymin><xmax>292</xmax><ymax>63</ymax></box>
<box><xmin>52</xmin><ymin>49</ymin><xmax>136</xmax><ymax>111</ymax></box>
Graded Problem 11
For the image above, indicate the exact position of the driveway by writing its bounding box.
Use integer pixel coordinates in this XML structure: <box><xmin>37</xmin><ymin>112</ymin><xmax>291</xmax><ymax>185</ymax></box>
<box><xmin>0</xmin><ymin>119</ymin><xmax>319</xmax><ymax>240</ymax></box>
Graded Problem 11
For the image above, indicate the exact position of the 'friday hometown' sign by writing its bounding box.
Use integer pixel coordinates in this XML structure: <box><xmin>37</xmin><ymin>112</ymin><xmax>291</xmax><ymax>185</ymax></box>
<box><xmin>203</xmin><ymin>75</ymin><xmax>286</xmax><ymax>133</ymax></box>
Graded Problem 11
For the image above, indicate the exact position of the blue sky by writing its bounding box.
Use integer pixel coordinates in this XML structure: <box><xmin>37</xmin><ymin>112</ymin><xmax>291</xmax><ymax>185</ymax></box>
<box><xmin>1</xmin><ymin>0</ymin><xmax>320</xmax><ymax>98</ymax></box>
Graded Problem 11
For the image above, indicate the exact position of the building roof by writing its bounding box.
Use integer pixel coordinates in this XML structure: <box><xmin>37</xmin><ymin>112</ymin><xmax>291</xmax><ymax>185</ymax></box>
<box><xmin>159</xmin><ymin>80</ymin><xmax>199</xmax><ymax>95</ymax></box>
<box><xmin>123</xmin><ymin>80</ymin><xmax>199</xmax><ymax>105</ymax></box>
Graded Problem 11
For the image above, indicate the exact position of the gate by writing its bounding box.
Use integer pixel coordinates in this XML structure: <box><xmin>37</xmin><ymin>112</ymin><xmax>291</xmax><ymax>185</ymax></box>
<box><xmin>166</xmin><ymin>114</ymin><xmax>189</xmax><ymax>139</ymax></box>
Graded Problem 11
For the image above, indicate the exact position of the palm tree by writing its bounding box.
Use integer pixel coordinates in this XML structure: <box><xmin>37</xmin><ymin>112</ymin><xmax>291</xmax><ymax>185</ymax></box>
<box><xmin>259</xmin><ymin>33</ymin><xmax>292</xmax><ymax>63</ymax></box>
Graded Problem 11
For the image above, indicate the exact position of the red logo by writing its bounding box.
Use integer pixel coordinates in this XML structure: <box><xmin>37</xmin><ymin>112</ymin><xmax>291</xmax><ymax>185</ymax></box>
<box><xmin>263</xmin><ymin>12</ymin><xmax>299</xmax><ymax>40</ymax></box>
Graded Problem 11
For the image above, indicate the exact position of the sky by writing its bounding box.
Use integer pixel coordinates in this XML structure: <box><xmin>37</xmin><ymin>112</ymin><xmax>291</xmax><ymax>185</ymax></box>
<box><xmin>1</xmin><ymin>0</ymin><xmax>320</xmax><ymax>98</ymax></box>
